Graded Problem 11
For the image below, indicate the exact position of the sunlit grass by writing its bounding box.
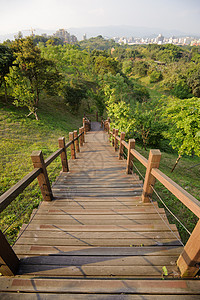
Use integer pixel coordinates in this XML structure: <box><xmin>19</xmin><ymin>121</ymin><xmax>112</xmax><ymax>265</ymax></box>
<box><xmin>0</xmin><ymin>94</ymin><xmax>82</xmax><ymax>244</ymax></box>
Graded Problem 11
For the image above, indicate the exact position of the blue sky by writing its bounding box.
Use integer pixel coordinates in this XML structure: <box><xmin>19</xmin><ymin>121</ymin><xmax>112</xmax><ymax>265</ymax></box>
<box><xmin>0</xmin><ymin>0</ymin><xmax>199</xmax><ymax>35</ymax></box>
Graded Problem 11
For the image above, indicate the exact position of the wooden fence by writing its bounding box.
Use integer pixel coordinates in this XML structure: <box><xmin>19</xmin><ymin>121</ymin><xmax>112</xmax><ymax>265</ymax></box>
<box><xmin>0</xmin><ymin>117</ymin><xmax>90</xmax><ymax>276</ymax></box>
<box><xmin>103</xmin><ymin>118</ymin><xmax>200</xmax><ymax>278</ymax></box>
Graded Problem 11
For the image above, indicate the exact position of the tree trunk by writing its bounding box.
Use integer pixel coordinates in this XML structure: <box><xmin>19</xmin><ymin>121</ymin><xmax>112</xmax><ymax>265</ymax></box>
<box><xmin>35</xmin><ymin>87</ymin><xmax>40</xmax><ymax>107</ymax></box>
<box><xmin>171</xmin><ymin>154</ymin><xmax>182</xmax><ymax>173</ymax></box>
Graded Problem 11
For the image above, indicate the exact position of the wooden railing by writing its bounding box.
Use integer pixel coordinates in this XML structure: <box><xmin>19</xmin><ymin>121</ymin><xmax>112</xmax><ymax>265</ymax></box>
<box><xmin>0</xmin><ymin>117</ymin><xmax>91</xmax><ymax>276</ymax></box>
<box><xmin>103</xmin><ymin>118</ymin><xmax>200</xmax><ymax>278</ymax></box>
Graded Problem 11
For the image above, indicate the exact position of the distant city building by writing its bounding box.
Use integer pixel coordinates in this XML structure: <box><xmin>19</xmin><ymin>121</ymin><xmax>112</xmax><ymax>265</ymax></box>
<box><xmin>82</xmin><ymin>33</ymin><xmax>87</xmax><ymax>40</ymax></box>
<box><xmin>54</xmin><ymin>29</ymin><xmax>77</xmax><ymax>44</ymax></box>
<box><xmin>112</xmin><ymin>34</ymin><xmax>199</xmax><ymax>46</ymax></box>
<box><xmin>156</xmin><ymin>34</ymin><xmax>164</xmax><ymax>44</ymax></box>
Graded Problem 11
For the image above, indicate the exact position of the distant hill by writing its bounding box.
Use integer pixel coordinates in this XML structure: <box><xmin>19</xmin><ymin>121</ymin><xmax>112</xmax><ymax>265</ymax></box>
<box><xmin>68</xmin><ymin>25</ymin><xmax>190</xmax><ymax>40</ymax></box>
<box><xmin>0</xmin><ymin>25</ymin><xmax>199</xmax><ymax>42</ymax></box>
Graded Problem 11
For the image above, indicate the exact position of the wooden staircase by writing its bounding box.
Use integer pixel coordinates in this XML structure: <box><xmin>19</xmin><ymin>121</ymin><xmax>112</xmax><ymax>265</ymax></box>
<box><xmin>1</xmin><ymin>122</ymin><xmax>200</xmax><ymax>298</ymax></box>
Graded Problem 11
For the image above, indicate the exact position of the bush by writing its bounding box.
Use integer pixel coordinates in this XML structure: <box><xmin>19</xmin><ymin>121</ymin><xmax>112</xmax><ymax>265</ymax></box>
<box><xmin>149</xmin><ymin>70</ymin><xmax>163</xmax><ymax>83</ymax></box>
<box><xmin>171</xmin><ymin>80</ymin><xmax>192</xmax><ymax>99</ymax></box>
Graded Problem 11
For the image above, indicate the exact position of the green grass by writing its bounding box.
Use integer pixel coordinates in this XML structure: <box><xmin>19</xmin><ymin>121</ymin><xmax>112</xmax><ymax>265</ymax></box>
<box><xmin>0</xmin><ymin>95</ymin><xmax>83</xmax><ymax>244</ymax></box>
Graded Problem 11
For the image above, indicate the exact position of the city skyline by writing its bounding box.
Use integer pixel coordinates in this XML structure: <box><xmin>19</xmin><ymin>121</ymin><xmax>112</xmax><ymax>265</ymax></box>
<box><xmin>0</xmin><ymin>0</ymin><xmax>200</xmax><ymax>36</ymax></box>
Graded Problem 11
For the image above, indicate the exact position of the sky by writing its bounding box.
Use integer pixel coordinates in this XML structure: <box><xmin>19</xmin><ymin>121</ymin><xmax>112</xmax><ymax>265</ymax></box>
<box><xmin>0</xmin><ymin>0</ymin><xmax>200</xmax><ymax>35</ymax></box>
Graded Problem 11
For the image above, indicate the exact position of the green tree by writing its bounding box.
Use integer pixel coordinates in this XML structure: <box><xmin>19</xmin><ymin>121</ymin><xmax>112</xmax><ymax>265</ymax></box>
<box><xmin>171</xmin><ymin>79</ymin><xmax>192</xmax><ymax>99</ymax></box>
<box><xmin>8</xmin><ymin>37</ymin><xmax>61</xmax><ymax>118</ymax></box>
<box><xmin>163</xmin><ymin>97</ymin><xmax>200</xmax><ymax>170</ymax></box>
<box><xmin>149</xmin><ymin>70</ymin><xmax>163</xmax><ymax>83</ymax></box>
<box><xmin>133</xmin><ymin>101</ymin><xmax>165</xmax><ymax>150</ymax></box>
<box><xmin>0</xmin><ymin>45</ymin><xmax>14</xmax><ymax>102</ymax></box>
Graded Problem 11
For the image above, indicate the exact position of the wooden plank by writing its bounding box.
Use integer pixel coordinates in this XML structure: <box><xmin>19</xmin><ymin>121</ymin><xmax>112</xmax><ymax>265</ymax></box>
<box><xmin>15</xmin><ymin>237</ymin><xmax>181</xmax><ymax>246</ymax></box>
<box><xmin>15</xmin><ymin>224</ymin><xmax>179</xmax><ymax>232</ymax></box>
<box><xmin>19</xmin><ymin>230</ymin><xmax>180</xmax><ymax>239</ymax></box>
<box><xmin>20</xmin><ymin>255</ymin><xmax>179</xmax><ymax>266</ymax></box>
<box><xmin>25</xmin><ymin>219</ymin><xmax>169</xmax><ymax>226</ymax></box>
<box><xmin>17</xmin><ymin>264</ymin><xmax>179</xmax><ymax>277</ymax></box>
<box><xmin>13</xmin><ymin>245</ymin><xmax>183</xmax><ymax>256</ymax></box>
<box><xmin>36</xmin><ymin>208</ymin><xmax>165</xmax><ymax>214</ymax></box>
<box><xmin>32</xmin><ymin>213</ymin><xmax>167</xmax><ymax>220</ymax></box>
<box><xmin>1</xmin><ymin>278</ymin><xmax>200</xmax><ymax>294</ymax></box>
<box><xmin>1</xmin><ymin>293</ymin><xmax>199</xmax><ymax>300</ymax></box>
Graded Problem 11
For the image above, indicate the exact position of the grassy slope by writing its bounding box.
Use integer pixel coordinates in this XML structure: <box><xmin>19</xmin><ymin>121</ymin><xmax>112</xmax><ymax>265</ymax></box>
<box><xmin>0</xmin><ymin>95</ymin><xmax>83</xmax><ymax>244</ymax></box>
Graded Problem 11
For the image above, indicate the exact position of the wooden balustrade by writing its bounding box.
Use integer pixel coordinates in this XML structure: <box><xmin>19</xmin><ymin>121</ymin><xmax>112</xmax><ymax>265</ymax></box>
<box><xmin>114</xmin><ymin>129</ymin><xmax>119</xmax><ymax>151</ymax></box>
<box><xmin>58</xmin><ymin>137</ymin><xmax>69</xmax><ymax>172</ymax></box>
<box><xmin>126</xmin><ymin>139</ymin><xmax>135</xmax><ymax>174</ymax></box>
<box><xmin>106</xmin><ymin>119</ymin><xmax>200</xmax><ymax>278</ymax></box>
<box><xmin>119</xmin><ymin>132</ymin><xmax>125</xmax><ymax>160</ymax></box>
<box><xmin>0</xmin><ymin>121</ymin><xmax>86</xmax><ymax>276</ymax></box>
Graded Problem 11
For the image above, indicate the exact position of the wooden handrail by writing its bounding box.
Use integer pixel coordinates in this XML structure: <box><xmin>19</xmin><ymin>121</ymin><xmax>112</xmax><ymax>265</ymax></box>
<box><xmin>0</xmin><ymin>168</ymin><xmax>41</xmax><ymax>213</ymax></box>
<box><xmin>0</xmin><ymin>131</ymin><xmax>84</xmax><ymax>214</ymax></box>
<box><xmin>131</xmin><ymin>149</ymin><xmax>148</xmax><ymax>168</ymax></box>
<box><xmin>45</xmin><ymin>148</ymin><xmax>64</xmax><ymax>167</ymax></box>
<box><xmin>151</xmin><ymin>168</ymin><xmax>200</xmax><ymax>218</ymax></box>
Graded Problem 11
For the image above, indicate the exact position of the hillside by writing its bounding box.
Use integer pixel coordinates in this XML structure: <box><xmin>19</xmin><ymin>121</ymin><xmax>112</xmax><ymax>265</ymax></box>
<box><xmin>0</xmin><ymin>95</ymin><xmax>83</xmax><ymax>244</ymax></box>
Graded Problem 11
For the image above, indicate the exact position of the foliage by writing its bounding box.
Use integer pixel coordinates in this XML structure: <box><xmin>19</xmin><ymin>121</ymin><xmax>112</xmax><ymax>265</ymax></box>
<box><xmin>149</xmin><ymin>70</ymin><xmax>163</xmax><ymax>83</ymax></box>
<box><xmin>132</xmin><ymin>60</ymin><xmax>149</xmax><ymax>76</ymax></box>
<box><xmin>187</xmin><ymin>68</ymin><xmax>200</xmax><ymax>97</ymax></box>
<box><xmin>0</xmin><ymin>45</ymin><xmax>15</xmax><ymax>101</ymax></box>
<box><xmin>61</xmin><ymin>82</ymin><xmax>87</xmax><ymax>111</ymax></box>
<box><xmin>94</xmin><ymin>55</ymin><xmax>120</xmax><ymax>76</ymax></box>
<box><xmin>7</xmin><ymin>37</ymin><xmax>61</xmax><ymax>118</ymax></box>
<box><xmin>79</xmin><ymin>35</ymin><xmax>116</xmax><ymax>51</ymax></box>
<box><xmin>108</xmin><ymin>101</ymin><xmax>134</xmax><ymax>134</ymax></box>
<box><xmin>163</xmin><ymin>97</ymin><xmax>200</xmax><ymax>157</ymax></box>
<box><xmin>133</xmin><ymin>101</ymin><xmax>166</xmax><ymax>149</ymax></box>
<box><xmin>171</xmin><ymin>79</ymin><xmax>192</xmax><ymax>99</ymax></box>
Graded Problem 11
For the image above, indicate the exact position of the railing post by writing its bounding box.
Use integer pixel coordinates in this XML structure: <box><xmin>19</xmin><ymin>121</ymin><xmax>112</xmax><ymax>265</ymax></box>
<box><xmin>119</xmin><ymin>132</ymin><xmax>125</xmax><ymax>160</ymax></box>
<box><xmin>126</xmin><ymin>139</ymin><xmax>135</xmax><ymax>174</ymax></box>
<box><xmin>74</xmin><ymin>130</ymin><xmax>80</xmax><ymax>153</ymax></box>
<box><xmin>177</xmin><ymin>220</ymin><xmax>200</xmax><ymax>277</ymax></box>
<box><xmin>142</xmin><ymin>149</ymin><xmax>161</xmax><ymax>203</ymax></box>
<box><xmin>96</xmin><ymin>111</ymin><xmax>98</xmax><ymax>122</ymax></box>
<box><xmin>83</xmin><ymin>118</ymin><xmax>86</xmax><ymax>135</ymax></box>
<box><xmin>58</xmin><ymin>137</ymin><xmax>69</xmax><ymax>172</ymax></box>
<box><xmin>112</xmin><ymin>128</ymin><xmax>115</xmax><ymax>147</ymax></box>
<box><xmin>101</xmin><ymin>116</ymin><xmax>103</xmax><ymax>128</ymax></box>
<box><xmin>79</xmin><ymin>128</ymin><xmax>83</xmax><ymax>146</ymax></box>
<box><xmin>82</xmin><ymin>126</ymin><xmax>85</xmax><ymax>143</ymax></box>
<box><xmin>69</xmin><ymin>132</ymin><xmax>76</xmax><ymax>159</ymax></box>
<box><xmin>0</xmin><ymin>230</ymin><xmax>19</xmax><ymax>276</ymax></box>
<box><xmin>31</xmin><ymin>150</ymin><xmax>53</xmax><ymax>201</ymax></box>
<box><xmin>114</xmin><ymin>129</ymin><xmax>119</xmax><ymax>151</ymax></box>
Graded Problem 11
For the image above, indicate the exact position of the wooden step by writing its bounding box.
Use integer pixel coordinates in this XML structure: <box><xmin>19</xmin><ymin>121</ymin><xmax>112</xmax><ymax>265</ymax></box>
<box><xmin>1</xmin><ymin>278</ymin><xmax>200</xmax><ymax>295</ymax></box>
